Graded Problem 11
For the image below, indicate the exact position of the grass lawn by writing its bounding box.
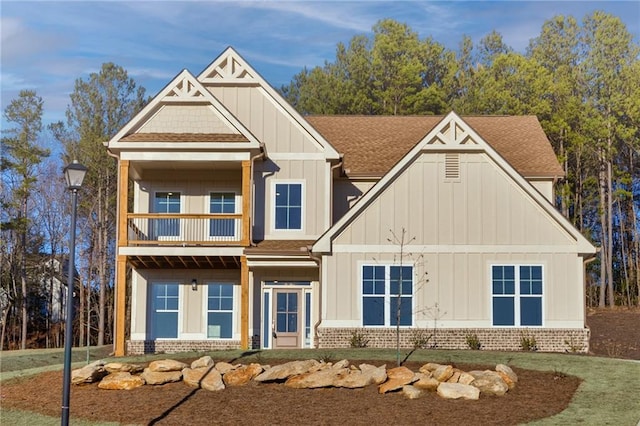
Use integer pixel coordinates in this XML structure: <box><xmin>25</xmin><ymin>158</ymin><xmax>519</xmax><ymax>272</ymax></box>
<box><xmin>1</xmin><ymin>346</ymin><xmax>639</xmax><ymax>425</ymax></box>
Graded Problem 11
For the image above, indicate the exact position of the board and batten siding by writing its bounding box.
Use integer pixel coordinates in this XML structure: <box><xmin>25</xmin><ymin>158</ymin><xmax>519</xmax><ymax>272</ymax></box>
<box><xmin>207</xmin><ymin>86</ymin><xmax>323</xmax><ymax>154</ymax></box>
<box><xmin>322</xmin><ymin>151</ymin><xmax>585</xmax><ymax>329</ymax></box>
<box><xmin>133</xmin><ymin>170</ymin><xmax>242</xmax><ymax>214</ymax></box>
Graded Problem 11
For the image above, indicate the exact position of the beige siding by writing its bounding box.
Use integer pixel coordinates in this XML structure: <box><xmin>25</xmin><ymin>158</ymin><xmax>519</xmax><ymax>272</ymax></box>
<box><xmin>530</xmin><ymin>180</ymin><xmax>554</xmax><ymax>203</ymax></box>
<box><xmin>324</xmin><ymin>151</ymin><xmax>585</xmax><ymax>329</ymax></box>
<box><xmin>138</xmin><ymin>105</ymin><xmax>239</xmax><ymax>134</ymax></box>
<box><xmin>334</xmin><ymin>153</ymin><xmax>575</xmax><ymax>247</ymax></box>
<box><xmin>134</xmin><ymin>170</ymin><xmax>241</xmax><ymax>214</ymax></box>
<box><xmin>208</xmin><ymin>86</ymin><xmax>323</xmax><ymax>154</ymax></box>
<box><xmin>131</xmin><ymin>269</ymin><xmax>241</xmax><ymax>339</ymax></box>
<box><xmin>333</xmin><ymin>179</ymin><xmax>376</xmax><ymax>224</ymax></box>
<box><xmin>253</xmin><ymin>159</ymin><xmax>328</xmax><ymax>240</ymax></box>
<box><xmin>323</xmin><ymin>252</ymin><xmax>584</xmax><ymax>328</ymax></box>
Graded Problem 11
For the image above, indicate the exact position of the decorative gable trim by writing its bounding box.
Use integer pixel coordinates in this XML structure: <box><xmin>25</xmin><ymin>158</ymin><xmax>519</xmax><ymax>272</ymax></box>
<box><xmin>312</xmin><ymin>111</ymin><xmax>595</xmax><ymax>255</ymax></box>
<box><xmin>107</xmin><ymin>69</ymin><xmax>261</xmax><ymax>150</ymax></box>
<box><xmin>199</xmin><ymin>53</ymin><xmax>258</xmax><ymax>86</ymax></box>
<box><xmin>197</xmin><ymin>47</ymin><xmax>340</xmax><ymax>160</ymax></box>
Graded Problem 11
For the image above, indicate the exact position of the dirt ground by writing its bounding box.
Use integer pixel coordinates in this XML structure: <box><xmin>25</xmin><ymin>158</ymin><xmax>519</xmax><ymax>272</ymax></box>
<box><xmin>1</xmin><ymin>308</ymin><xmax>637</xmax><ymax>425</ymax></box>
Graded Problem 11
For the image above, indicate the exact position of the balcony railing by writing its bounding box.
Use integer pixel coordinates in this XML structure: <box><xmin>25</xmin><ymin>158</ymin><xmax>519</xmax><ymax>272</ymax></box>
<box><xmin>127</xmin><ymin>214</ymin><xmax>245</xmax><ymax>245</ymax></box>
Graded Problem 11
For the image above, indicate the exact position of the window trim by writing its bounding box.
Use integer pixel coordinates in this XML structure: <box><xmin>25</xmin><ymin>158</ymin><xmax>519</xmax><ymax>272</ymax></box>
<box><xmin>490</xmin><ymin>264</ymin><xmax>544</xmax><ymax>327</ymax></box>
<box><xmin>271</xmin><ymin>180</ymin><xmax>305</xmax><ymax>232</ymax></box>
<box><xmin>203</xmin><ymin>282</ymin><xmax>237</xmax><ymax>340</ymax></box>
<box><xmin>360</xmin><ymin>264</ymin><xmax>414</xmax><ymax>327</ymax></box>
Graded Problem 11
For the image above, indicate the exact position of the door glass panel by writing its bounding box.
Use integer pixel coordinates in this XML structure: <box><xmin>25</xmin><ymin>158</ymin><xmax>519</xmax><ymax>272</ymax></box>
<box><xmin>276</xmin><ymin>292</ymin><xmax>298</xmax><ymax>333</ymax></box>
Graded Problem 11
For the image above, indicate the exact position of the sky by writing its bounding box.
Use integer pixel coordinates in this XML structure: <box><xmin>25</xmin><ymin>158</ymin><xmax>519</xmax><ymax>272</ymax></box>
<box><xmin>1</xmin><ymin>0</ymin><xmax>639</xmax><ymax>131</ymax></box>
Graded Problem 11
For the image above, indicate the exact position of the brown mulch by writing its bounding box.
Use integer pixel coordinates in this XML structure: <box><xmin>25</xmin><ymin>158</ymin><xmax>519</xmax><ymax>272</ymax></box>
<box><xmin>2</xmin><ymin>360</ymin><xmax>579</xmax><ymax>426</ymax></box>
<box><xmin>7</xmin><ymin>307</ymin><xmax>640</xmax><ymax>425</ymax></box>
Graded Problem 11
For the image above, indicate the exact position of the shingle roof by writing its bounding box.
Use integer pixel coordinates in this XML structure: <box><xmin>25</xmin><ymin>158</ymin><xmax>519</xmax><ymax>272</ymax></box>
<box><xmin>245</xmin><ymin>240</ymin><xmax>315</xmax><ymax>255</ymax></box>
<box><xmin>306</xmin><ymin>115</ymin><xmax>563</xmax><ymax>178</ymax></box>
<box><xmin>121</xmin><ymin>133</ymin><xmax>249</xmax><ymax>142</ymax></box>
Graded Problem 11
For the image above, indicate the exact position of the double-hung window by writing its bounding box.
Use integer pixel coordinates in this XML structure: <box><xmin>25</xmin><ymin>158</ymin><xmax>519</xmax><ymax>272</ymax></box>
<box><xmin>492</xmin><ymin>265</ymin><xmax>543</xmax><ymax>326</ymax></box>
<box><xmin>209</xmin><ymin>192</ymin><xmax>236</xmax><ymax>238</ymax></box>
<box><xmin>207</xmin><ymin>283</ymin><xmax>234</xmax><ymax>338</ymax></box>
<box><xmin>153</xmin><ymin>192</ymin><xmax>180</xmax><ymax>238</ymax></box>
<box><xmin>362</xmin><ymin>265</ymin><xmax>413</xmax><ymax>326</ymax></box>
<box><xmin>274</xmin><ymin>183</ymin><xmax>302</xmax><ymax>230</ymax></box>
<box><xmin>151</xmin><ymin>283</ymin><xmax>179</xmax><ymax>338</ymax></box>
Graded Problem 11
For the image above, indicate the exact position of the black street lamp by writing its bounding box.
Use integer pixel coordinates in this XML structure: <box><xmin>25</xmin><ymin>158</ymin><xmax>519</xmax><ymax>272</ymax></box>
<box><xmin>61</xmin><ymin>160</ymin><xmax>87</xmax><ymax>426</ymax></box>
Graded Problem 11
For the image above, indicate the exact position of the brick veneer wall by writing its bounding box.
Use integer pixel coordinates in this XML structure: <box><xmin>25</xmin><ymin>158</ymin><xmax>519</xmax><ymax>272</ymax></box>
<box><xmin>127</xmin><ymin>340</ymin><xmax>242</xmax><ymax>355</ymax></box>
<box><xmin>317</xmin><ymin>327</ymin><xmax>590</xmax><ymax>353</ymax></box>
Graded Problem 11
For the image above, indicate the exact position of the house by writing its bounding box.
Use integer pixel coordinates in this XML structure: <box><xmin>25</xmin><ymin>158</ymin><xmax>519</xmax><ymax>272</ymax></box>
<box><xmin>106</xmin><ymin>47</ymin><xmax>596</xmax><ymax>356</ymax></box>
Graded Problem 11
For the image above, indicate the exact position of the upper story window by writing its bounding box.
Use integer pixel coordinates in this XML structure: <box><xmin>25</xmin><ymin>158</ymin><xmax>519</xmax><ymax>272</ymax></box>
<box><xmin>209</xmin><ymin>192</ymin><xmax>236</xmax><ymax>237</ymax></box>
<box><xmin>274</xmin><ymin>182</ymin><xmax>303</xmax><ymax>230</ymax></box>
<box><xmin>153</xmin><ymin>192</ymin><xmax>181</xmax><ymax>238</ymax></box>
<box><xmin>492</xmin><ymin>265</ymin><xmax>543</xmax><ymax>326</ymax></box>
<box><xmin>362</xmin><ymin>265</ymin><xmax>413</xmax><ymax>327</ymax></box>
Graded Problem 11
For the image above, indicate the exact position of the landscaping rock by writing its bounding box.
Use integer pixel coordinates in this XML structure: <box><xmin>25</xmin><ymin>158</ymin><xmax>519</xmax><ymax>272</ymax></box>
<box><xmin>72</xmin><ymin>360</ymin><xmax>107</xmax><ymax>385</ymax></box>
<box><xmin>98</xmin><ymin>372</ymin><xmax>145</xmax><ymax>390</ymax></box>
<box><xmin>458</xmin><ymin>372</ymin><xmax>475</xmax><ymax>385</ymax></box>
<box><xmin>104</xmin><ymin>362</ymin><xmax>143</xmax><ymax>374</ymax></box>
<box><xmin>191</xmin><ymin>356</ymin><xmax>213</xmax><ymax>369</ymax></box>
<box><xmin>254</xmin><ymin>359</ymin><xmax>320</xmax><ymax>382</ymax></box>
<box><xmin>148</xmin><ymin>359</ymin><xmax>187</xmax><ymax>372</ymax></box>
<box><xmin>214</xmin><ymin>361</ymin><xmax>236</xmax><ymax>374</ymax></box>
<box><xmin>432</xmin><ymin>365</ymin><xmax>454</xmax><ymax>382</ymax></box>
<box><xmin>402</xmin><ymin>385</ymin><xmax>422</xmax><ymax>399</ymax></box>
<box><xmin>285</xmin><ymin>368</ymin><xmax>349</xmax><ymax>389</ymax></box>
<box><xmin>182</xmin><ymin>366</ymin><xmax>213</xmax><ymax>388</ymax></box>
<box><xmin>200</xmin><ymin>368</ymin><xmax>225</xmax><ymax>391</ymax></box>
<box><xmin>141</xmin><ymin>368</ymin><xmax>182</xmax><ymax>385</ymax></box>
<box><xmin>419</xmin><ymin>363</ymin><xmax>442</xmax><ymax>373</ymax></box>
<box><xmin>437</xmin><ymin>382</ymin><xmax>480</xmax><ymax>400</ymax></box>
<box><xmin>334</xmin><ymin>365</ymin><xmax>387</xmax><ymax>388</ymax></box>
<box><xmin>495</xmin><ymin>364</ymin><xmax>518</xmax><ymax>389</ymax></box>
<box><xmin>379</xmin><ymin>366</ymin><xmax>416</xmax><ymax>394</ymax></box>
<box><xmin>413</xmin><ymin>374</ymin><xmax>440</xmax><ymax>391</ymax></box>
<box><xmin>223</xmin><ymin>363</ymin><xmax>263</xmax><ymax>386</ymax></box>
<box><xmin>470</xmin><ymin>371</ymin><xmax>509</xmax><ymax>396</ymax></box>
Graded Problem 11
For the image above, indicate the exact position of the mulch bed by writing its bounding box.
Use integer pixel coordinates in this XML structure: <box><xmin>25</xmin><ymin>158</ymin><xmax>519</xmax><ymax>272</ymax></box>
<box><xmin>2</xmin><ymin>360</ymin><xmax>580</xmax><ymax>425</ymax></box>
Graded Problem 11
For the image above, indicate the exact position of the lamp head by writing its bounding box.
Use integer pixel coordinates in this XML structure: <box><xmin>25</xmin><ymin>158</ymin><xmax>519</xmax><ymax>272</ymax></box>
<box><xmin>64</xmin><ymin>160</ymin><xmax>88</xmax><ymax>190</ymax></box>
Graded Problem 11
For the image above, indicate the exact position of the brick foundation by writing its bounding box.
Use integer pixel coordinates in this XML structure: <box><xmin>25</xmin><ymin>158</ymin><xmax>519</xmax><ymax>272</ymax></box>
<box><xmin>127</xmin><ymin>340</ymin><xmax>242</xmax><ymax>355</ymax></box>
<box><xmin>316</xmin><ymin>327</ymin><xmax>590</xmax><ymax>353</ymax></box>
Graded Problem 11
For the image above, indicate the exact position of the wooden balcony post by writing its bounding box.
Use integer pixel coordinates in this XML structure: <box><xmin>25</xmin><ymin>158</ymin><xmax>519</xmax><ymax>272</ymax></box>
<box><xmin>240</xmin><ymin>256</ymin><xmax>249</xmax><ymax>349</ymax></box>
<box><xmin>241</xmin><ymin>160</ymin><xmax>250</xmax><ymax>246</ymax></box>
<box><xmin>114</xmin><ymin>160</ymin><xmax>129</xmax><ymax>356</ymax></box>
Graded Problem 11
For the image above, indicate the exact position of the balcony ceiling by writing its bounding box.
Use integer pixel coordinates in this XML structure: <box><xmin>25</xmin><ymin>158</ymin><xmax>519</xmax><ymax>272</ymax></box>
<box><xmin>128</xmin><ymin>255</ymin><xmax>241</xmax><ymax>269</ymax></box>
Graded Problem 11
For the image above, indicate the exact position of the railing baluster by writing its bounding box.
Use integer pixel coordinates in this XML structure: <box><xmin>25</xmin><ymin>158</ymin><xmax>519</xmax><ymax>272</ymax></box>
<box><xmin>127</xmin><ymin>214</ymin><xmax>243</xmax><ymax>245</ymax></box>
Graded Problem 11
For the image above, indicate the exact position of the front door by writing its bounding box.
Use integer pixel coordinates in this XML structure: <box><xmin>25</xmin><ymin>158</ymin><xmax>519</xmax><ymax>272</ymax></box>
<box><xmin>273</xmin><ymin>289</ymin><xmax>301</xmax><ymax>348</ymax></box>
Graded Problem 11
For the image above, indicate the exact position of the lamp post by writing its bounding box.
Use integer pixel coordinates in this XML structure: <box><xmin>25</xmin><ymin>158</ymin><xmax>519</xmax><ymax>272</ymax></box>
<box><xmin>61</xmin><ymin>160</ymin><xmax>87</xmax><ymax>426</ymax></box>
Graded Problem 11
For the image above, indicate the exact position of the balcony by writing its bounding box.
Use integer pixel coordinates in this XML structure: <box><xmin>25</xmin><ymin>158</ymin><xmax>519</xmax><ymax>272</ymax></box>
<box><xmin>127</xmin><ymin>213</ymin><xmax>247</xmax><ymax>246</ymax></box>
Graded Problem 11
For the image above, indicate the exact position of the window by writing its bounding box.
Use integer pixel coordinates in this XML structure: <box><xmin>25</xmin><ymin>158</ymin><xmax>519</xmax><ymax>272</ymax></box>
<box><xmin>207</xmin><ymin>283</ymin><xmax>234</xmax><ymax>338</ymax></box>
<box><xmin>151</xmin><ymin>284</ymin><xmax>179</xmax><ymax>338</ymax></box>
<box><xmin>492</xmin><ymin>265</ymin><xmax>543</xmax><ymax>326</ymax></box>
<box><xmin>362</xmin><ymin>265</ymin><xmax>413</xmax><ymax>326</ymax></box>
<box><xmin>153</xmin><ymin>192</ymin><xmax>180</xmax><ymax>237</ymax></box>
<box><xmin>209</xmin><ymin>192</ymin><xmax>236</xmax><ymax>237</ymax></box>
<box><xmin>274</xmin><ymin>183</ymin><xmax>302</xmax><ymax>230</ymax></box>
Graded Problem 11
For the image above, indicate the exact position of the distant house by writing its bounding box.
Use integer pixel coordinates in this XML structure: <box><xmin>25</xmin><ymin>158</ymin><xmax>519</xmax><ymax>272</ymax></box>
<box><xmin>106</xmin><ymin>47</ymin><xmax>596</xmax><ymax>356</ymax></box>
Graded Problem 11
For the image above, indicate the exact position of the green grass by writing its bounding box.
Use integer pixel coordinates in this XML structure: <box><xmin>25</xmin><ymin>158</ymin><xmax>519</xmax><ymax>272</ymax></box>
<box><xmin>1</xmin><ymin>347</ymin><xmax>639</xmax><ymax>425</ymax></box>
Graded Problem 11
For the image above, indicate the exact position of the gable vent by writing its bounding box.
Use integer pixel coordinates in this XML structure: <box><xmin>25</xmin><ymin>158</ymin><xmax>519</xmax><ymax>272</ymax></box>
<box><xmin>445</xmin><ymin>153</ymin><xmax>460</xmax><ymax>180</ymax></box>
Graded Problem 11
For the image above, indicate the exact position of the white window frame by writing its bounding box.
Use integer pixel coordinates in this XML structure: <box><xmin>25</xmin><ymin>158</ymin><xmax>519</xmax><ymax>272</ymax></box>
<box><xmin>360</xmin><ymin>264</ymin><xmax>414</xmax><ymax>327</ymax></box>
<box><xmin>206</xmin><ymin>191</ymin><xmax>240</xmax><ymax>241</ymax></box>
<box><xmin>271</xmin><ymin>180</ymin><xmax>304</xmax><ymax>232</ymax></box>
<box><xmin>204</xmin><ymin>282</ymin><xmax>236</xmax><ymax>340</ymax></box>
<box><xmin>490</xmin><ymin>264</ymin><xmax>544</xmax><ymax>327</ymax></box>
<box><xmin>149</xmin><ymin>282</ymin><xmax>183</xmax><ymax>340</ymax></box>
<box><xmin>152</xmin><ymin>190</ymin><xmax>184</xmax><ymax>241</ymax></box>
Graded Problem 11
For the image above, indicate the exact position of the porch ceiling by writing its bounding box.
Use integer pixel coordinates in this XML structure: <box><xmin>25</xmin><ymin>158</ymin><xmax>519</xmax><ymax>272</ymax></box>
<box><xmin>128</xmin><ymin>255</ymin><xmax>241</xmax><ymax>269</ymax></box>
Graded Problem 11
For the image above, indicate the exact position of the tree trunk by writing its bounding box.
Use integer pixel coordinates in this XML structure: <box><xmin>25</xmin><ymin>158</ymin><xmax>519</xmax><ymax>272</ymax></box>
<box><xmin>598</xmin><ymin>148</ymin><xmax>608</xmax><ymax>307</ymax></box>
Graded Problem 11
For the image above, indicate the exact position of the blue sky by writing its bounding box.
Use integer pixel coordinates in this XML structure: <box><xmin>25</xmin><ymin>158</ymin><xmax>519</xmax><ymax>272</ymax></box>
<box><xmin>1</xmin><ymin>1</ymin><xmax>639</xmax><ymax>130</ymax></box>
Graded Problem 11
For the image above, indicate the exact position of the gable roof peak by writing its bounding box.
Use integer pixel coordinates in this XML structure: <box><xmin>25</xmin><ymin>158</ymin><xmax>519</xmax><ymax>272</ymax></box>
<box><xmin>198</xmin><ymin>46</ymin><xmax>259</xmax><ymax>85</ymax></box>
